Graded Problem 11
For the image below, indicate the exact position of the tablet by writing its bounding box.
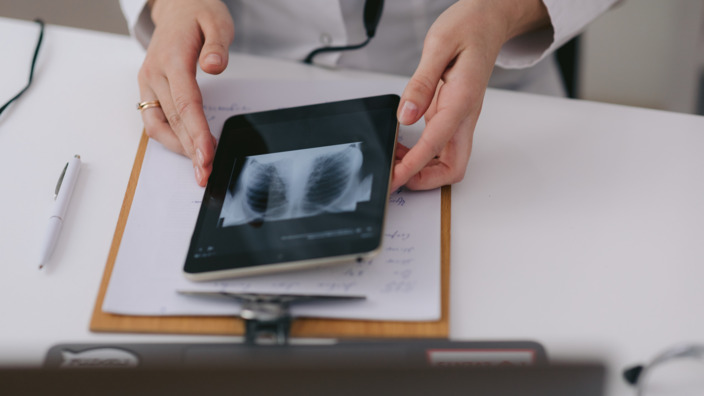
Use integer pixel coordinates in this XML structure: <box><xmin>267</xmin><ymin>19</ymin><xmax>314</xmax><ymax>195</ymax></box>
<box><xmin>184</xmin><ymin>94</ymin><xmax>400</xmax><ymax>281</ymax></box>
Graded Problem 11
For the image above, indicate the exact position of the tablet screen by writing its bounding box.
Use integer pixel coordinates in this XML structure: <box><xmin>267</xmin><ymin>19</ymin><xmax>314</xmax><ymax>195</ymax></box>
<box><xmin>184</xmin><ymin>94</ymin><xmax>400</xmax><ymax>280</ymax></box>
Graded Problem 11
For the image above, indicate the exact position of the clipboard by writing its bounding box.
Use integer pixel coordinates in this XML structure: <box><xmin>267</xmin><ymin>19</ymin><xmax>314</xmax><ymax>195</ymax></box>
<box><xmin>90</xmin><ymin>132</ymin><xmax>451</xmax><ymax>338</ymax></box>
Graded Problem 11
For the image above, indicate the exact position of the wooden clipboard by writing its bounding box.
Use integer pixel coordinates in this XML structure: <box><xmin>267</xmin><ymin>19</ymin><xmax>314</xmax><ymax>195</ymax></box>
<box><xmin>90</xmin><ymin>132</ymin><xmax>450</xmax><ymax>338</ymax></box>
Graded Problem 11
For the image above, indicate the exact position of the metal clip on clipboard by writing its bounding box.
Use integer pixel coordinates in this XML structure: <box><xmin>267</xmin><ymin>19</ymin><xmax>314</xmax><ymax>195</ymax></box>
<box><xmin>179</xmin><ymin>292</ymin><xmax>366</xmax><ymax>345</ymax></box>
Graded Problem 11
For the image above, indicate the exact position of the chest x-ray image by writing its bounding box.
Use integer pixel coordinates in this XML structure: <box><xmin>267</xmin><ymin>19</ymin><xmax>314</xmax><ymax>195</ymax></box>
<box><xmin>219</xmin><ymin>142</ymin><xmax>372</xmax><ymax>227</ymax></box>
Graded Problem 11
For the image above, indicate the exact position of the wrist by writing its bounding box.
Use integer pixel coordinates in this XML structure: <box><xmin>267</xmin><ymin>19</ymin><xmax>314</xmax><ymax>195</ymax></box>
<box><xmin>150</xmin><ymin>0</ymin><xmax>183</xmax><ymax>25</ymax></box>
<box><xmin>497</xmin><ymin>0</ymin><xmax>551</xmax><ymax>40</ymax></box>
<box><xmin>149</xmin><ymin>0</ymin><xmax>165</xmax><ymax>24</ymax></box>
<box><xmin>451</xmin><ymin>0</ymin><xmax>551</xmax><ymax>56</ymax></box>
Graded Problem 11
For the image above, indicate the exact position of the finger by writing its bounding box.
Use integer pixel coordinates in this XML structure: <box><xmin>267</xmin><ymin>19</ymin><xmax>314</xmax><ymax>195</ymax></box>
<box><xmin>143</xmin><ymin>113</ymin><xmax>183</xmax><ymax>153</ymax></box>
<box><xmin>391</xmin><ymin>143</ymin><xmax>410</xmax><ymax>190</ymax></box>
<box><xmin>403</xmin><ymin>115</ymin><xmax>476</xmax><ymax>191</ymax></box>
<box><xmin>150</xmin><ymin>74</ymin><xmax>210</xmax><ymax>186</ymax></box>
<box><xmin>143</xmin><ymin>113</ymin><xmax>188</xmax><ymax>155</ymax></box>
<box><xmin>149</xmin><ymin>75</ymin><xmax>196</xmax><ymax>156</ymax></box>
<box><xmin>397</xmin><ymin>31</ymin><xmax>458</xmax><ymax>126</ymax></box>
<box><xmin>167</xmin><ymin>72</ymin><xmax>217</xmax><ymax>185</ymax></box>
<box><xmin>394</xmin><ymin>93</ymin><xmax>466</xmax><ymax>188</ymax></box>
<box><xmin>139</xmin><ymin>90</ymin><xmax>185</xmax><ymax>156</ymax></box>
<box><xmin>393</xmin><ymin>57</ymin><xmax>478</xmax><ymax>190</ymax></box>
<box><xmin>394</xmin><ymin>142</ymin><xmax>410</xmax><ymax>160</ymax></box>
<box><xmin>392</xmin><ymin>104</ymin><xmax>474</xmax><ymax>191</ymax></box>
<box><xmin>167</xmin><ymin>71</ymin><xmax>215</xmax><ymax>160</ymax></box>
<box><xmin>198</xmin><ymin>11</ymin><xmax>235</xmax><ymax>74</ymax></box>
<box><xmin>424</xmin><ymin>80</ymin><xmax>443</xmax><ymax>124</ymax></box>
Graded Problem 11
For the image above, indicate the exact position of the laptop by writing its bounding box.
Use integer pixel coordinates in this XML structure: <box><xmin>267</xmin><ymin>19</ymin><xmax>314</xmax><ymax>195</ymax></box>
<box><xmin>3</xmin><ymin>340</ymin><xmax>604</xmax><ymax>396</ymax></box>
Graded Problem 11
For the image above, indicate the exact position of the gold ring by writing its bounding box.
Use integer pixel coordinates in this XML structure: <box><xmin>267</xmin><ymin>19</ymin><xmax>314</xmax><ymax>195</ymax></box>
<box><xmin>137</xmin><ymin>100</ymin><xmax>161</xmax><ymax>111</ymax></box>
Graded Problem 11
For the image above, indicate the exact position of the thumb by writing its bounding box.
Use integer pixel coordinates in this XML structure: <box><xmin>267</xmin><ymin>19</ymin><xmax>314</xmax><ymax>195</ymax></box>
<box><xmin>198</xmin><ymin>15</ymin><xmax>234</xmax><ymax>75</ymax></box>
<box><xmin>397</xmin><ymin>39</ymin><xmax>455</xmax><ymax>126</ymax></box>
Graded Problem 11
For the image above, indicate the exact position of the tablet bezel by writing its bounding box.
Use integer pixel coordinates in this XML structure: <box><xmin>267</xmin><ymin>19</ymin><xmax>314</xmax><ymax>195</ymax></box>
<box><xmin>184</xmin><ymin>94</ymin><xmax>400</xmax><ymax>281</ymax></box>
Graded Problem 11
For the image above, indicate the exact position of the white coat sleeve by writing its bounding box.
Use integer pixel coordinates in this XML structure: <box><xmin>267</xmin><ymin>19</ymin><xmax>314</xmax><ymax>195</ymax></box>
<box><xmin>119</xmin><ymin>0</ymin><xmax>154</xmax><ymax>49</ymax></box>
<box><xmin>496</xmin><ymin>0</ymin><xmax>621</xmax><ymax>69</ymax></box>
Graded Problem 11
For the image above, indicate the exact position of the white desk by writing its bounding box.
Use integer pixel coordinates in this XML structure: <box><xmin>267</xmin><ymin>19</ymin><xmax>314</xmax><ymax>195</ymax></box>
<box><xmin>1</xmin><ymin>18</ymin><xmax>703</xmax><ymax>396</ymax></box>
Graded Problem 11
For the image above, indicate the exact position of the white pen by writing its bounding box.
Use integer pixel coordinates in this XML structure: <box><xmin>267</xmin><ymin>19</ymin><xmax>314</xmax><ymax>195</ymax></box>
<box><xmin>39</xmin><ymin>155</ymin><xmax>81</xmax><ymax>270</ymax></box>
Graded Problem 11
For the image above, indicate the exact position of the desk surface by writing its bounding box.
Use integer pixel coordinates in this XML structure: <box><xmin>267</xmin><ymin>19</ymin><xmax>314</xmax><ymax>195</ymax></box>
<box><xmin>1</xmin><ymin>17</ymin><xmax>703</xmax><ymax>396</ymax></box>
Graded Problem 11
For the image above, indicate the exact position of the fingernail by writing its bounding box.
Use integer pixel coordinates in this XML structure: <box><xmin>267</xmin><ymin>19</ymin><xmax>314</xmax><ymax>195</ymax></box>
<box><xmin>204</xmin><ymin>53</ymin><xmax>222</xmax><ymax>67</ymax></box>
<box><xmin>399</xmin><ymin>101</ymin><xmax>418</xmax><ymax>125</ymax></box>
<box><xmin>195</xmin><ymin>166</ymin><xmax>203</xmax><ymax>183</ymax></box>
<box><xmin>196</xmin><ymin>148</ymin><xmax>205</xmax><ymax>166</ymax></box>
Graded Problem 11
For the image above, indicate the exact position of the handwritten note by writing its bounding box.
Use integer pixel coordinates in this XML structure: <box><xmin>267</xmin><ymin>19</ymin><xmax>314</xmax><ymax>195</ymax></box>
<box><xmin>102</xmin><ymin>79</ymin><xmax>441</xmax><ymax>321</ymax></box>
<box><xmin>178</xmin><ymin>187</ymin><xmax>440</xmax><ymax>320</ymax></box>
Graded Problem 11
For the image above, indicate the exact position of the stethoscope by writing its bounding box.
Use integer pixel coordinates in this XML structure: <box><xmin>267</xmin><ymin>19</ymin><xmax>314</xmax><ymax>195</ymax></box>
<box><xmin>303</xmin><ymin>0</ymin><xmax>384</xmax><ymax>64</ymax></box>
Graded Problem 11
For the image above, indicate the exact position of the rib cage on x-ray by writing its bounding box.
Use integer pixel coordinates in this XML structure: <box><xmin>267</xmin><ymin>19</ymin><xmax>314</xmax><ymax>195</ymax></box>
<box><xmin>220</xmin><ymin>143</ymin><xmax>372</xmax><ymax>227</ymax></box>
<box><xmin>244</xmin><ymin>162</ymin><xmax>289</xmax><ymax>219</ymax></box>
<box><xmin>302</xmin><ymin>151</ymin><xmax>357</xmax><ymax>213</ymax></box>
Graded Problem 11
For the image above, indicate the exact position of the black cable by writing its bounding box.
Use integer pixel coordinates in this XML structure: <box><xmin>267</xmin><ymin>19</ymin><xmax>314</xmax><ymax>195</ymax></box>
<box><xmin>303</xmin><ymin>37</ymin><xmax>372</xmax><ymax>64</ymax></box>
<box><xmin>303</xmin><ymin>0</ymin><xmax>384</xmax><ymax>64</ymax></box>
<box><xmin>622</xmin><ymin>365</ymin><xmax>644</xmax><ymax>385</ymax></box>
<box><xmin>0</xmin><ymin>19</ymin><xmax>45</xmax><ymax>117</ymax></box>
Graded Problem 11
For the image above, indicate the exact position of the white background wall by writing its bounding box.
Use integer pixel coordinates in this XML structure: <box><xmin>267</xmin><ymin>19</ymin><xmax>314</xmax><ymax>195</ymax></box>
<box><xmin>0</xmin><ymin>0</ymin><xmax>127</xmax><ymax>36</ymax></box>
<box><xmin>580</xmin><ymin>0</ymin><xmax>704</xmax><ymax>114</ymax></box>
<box><xmin>2</xmin><ymin>0</ymin><xmax>704</xmax><ymax>114</ymax></box>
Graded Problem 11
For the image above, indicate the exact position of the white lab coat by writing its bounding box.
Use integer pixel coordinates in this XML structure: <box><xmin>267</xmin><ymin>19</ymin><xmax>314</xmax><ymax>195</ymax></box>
<box><xmin>120</xmin><ymin>0</ymin><xmax>619</xmax><ymax>96</ymax></box>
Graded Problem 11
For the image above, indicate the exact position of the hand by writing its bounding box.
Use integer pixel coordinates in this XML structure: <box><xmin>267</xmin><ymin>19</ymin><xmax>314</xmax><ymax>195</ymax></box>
<box><xmin>391</xmin><ymin>0</ymin><xmax>550</xmax><ymax>191</ymax></box>
<box><xmin>138</xmin><ymin>0</ymin><xmax>234</xmax><ymax>186</ymax></box>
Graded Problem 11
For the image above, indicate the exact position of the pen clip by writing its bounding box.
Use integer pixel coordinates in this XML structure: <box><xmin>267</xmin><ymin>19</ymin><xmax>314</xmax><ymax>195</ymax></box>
<box><xmin>54</xmin><ymin>162</ymin><xmax>69</xmax><ymax>199</ymax></box>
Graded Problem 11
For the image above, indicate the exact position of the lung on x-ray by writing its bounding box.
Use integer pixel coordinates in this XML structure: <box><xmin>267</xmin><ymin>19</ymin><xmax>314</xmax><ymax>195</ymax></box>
<box><xmin>219</xmin><ymin>142</ymin><xmax>372</xmax><ymax>227</ymax></box>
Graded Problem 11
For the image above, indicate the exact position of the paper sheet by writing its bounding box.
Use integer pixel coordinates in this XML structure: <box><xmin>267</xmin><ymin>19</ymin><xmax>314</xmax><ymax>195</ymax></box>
<box><xmin>102</xmin><ymin>78</ymin><xmax>441</xmax><ymax>321</ymax></box>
